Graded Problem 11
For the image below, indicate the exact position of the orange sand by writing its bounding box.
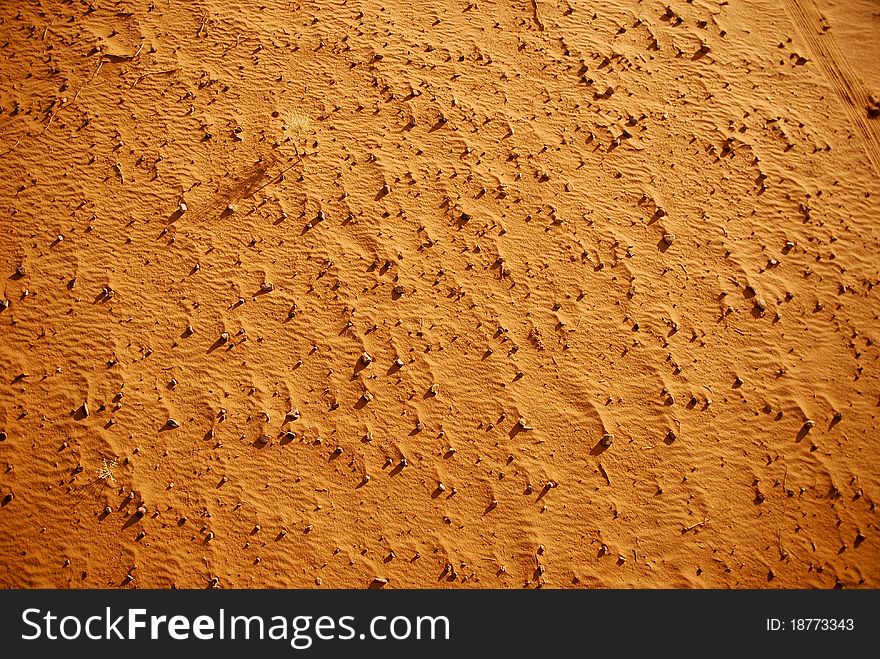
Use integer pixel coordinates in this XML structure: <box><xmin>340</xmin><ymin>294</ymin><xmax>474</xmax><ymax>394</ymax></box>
<box><xmin>0</xmin><ymin>0</ymin><xmax>878</xmax><ymax>588</ymax></box>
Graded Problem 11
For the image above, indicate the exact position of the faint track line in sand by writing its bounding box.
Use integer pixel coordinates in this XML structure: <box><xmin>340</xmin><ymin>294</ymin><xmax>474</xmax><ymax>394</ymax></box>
<box><xmin>176</xmin><ymin>153</ymin><xmax>304</xmax><ymax>228</ymax></box>
<box><xmin>530</xmin><ymin>0</ymin><xmax>544</xmax><ymax>31</ymax></box>
<box><xmin>782</xmin><ymin>0</ymin><xmax>880</xmax><ymax>175</ymax></box>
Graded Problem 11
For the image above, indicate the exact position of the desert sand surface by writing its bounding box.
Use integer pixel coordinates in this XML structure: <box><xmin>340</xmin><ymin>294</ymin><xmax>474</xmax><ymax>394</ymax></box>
<box><xmin>0</xmin><ymin>0</ymin><xmax>878</xmax><ymax>589</ymax></box>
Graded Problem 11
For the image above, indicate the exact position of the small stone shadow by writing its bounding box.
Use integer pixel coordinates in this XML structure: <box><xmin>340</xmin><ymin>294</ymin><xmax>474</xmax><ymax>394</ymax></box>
<box><xmin>589</xmin><ymin>440</ymin><xmax>610</xmax><ymax>456</ymax></box>
<box><xmin>121</xmin><ymin>513</ymin><xmax>142</xmax><ymax>530</ymax></box>
<box><xmin>167</xmin><ymin>207</ymin><xmax>186</xmax><ymax>224</ymax></box>
<box><xmin>657</xmin><ymin>238</ymin><xmax>670</xmax><ymax>253</ymax></box>
<box><xmin>535</xmin><ymin>484</ymin><xmax>552</xmax><ymax>502</ymax></box>
<box><xmin>795</xmin><ymin>424</ymin><xmax>812</xmax><ymax>442</ymax></box>
<box><xmin>206</xmin><ymin>337</ymin><xmax>229</xmax><ymax>353</ymax></box>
